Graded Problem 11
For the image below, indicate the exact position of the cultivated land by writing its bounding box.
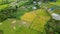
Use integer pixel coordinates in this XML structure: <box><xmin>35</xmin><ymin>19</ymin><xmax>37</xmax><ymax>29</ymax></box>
<box><xmin>0</xmin><ymin>0</ymin><xmax>60</xmax><ymax>34</ymax></box>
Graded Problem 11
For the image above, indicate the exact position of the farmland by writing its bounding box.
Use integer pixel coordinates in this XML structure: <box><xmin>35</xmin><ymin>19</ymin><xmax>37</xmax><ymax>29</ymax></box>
<box><xmin>0</xmin><ymin>0</ymin><xmax>60</xmax><ymax>34</ymax></box>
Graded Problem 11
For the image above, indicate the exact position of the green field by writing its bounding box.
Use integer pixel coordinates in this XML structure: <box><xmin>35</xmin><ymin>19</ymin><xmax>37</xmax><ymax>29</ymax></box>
<box><xmin>0</xmin><ymin>9</ymin><xmax>50</xmax><ymax>34</ymax></box>
<box><xmin>0</xmin><ymin>0</ymin><xmax>60</xmax><ymax>34</ymax></box>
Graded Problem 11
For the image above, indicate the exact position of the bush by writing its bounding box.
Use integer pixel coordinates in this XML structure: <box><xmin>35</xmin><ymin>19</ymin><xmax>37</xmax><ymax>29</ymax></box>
<box><xmin>0</xmin><ymin>5</ymin><xmax>17</xmax><ymax>22</ymax></box>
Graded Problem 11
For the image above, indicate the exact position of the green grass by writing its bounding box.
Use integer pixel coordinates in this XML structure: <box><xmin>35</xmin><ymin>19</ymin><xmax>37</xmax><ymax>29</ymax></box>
<box><xmin>0</xmin><ymin>8</ymin><xmax>50</xmax><ymax>34</ymax></box>
<box><xmin>30</xmin><ymin>9</ymin><xmax>50</xmax><ymax>33</ymax></box>
<box><xmin>16</xmin><ymin>26</ymin><xmax>41</xmax><ymax>34</ymax></box>
<box><xmin>0</xmin><ymin>0</ymin><xmax>60</xmax><ymax>34</ymax></box>
<box><xmin>0</xmin><ymin>19</ymin><xmax>15</xmax><ymax>34</ymax></box>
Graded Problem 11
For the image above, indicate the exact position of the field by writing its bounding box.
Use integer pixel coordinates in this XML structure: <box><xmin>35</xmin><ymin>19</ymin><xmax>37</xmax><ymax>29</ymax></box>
<box><xmin>0</xmin><ymin>0</ymin><xmax>60</xmax><ymax>34</ymax></box>
<box><xmin>0</xmin><ymin>8</ymin><xmax>50</xmax><ymax>34</ymax></box>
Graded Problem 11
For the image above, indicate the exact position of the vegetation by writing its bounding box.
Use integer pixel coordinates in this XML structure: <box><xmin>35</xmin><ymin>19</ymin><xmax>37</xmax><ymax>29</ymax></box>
<box><xmin>0</xmin><ymin>0</ymin><xmax>60</xmax><ymax>34</ymax></box>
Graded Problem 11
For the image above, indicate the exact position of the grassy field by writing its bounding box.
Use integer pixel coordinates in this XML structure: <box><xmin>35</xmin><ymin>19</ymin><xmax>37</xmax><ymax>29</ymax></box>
<box><xmin>0</xmin><ymin>0</ymin><xmax>60</xmax><ymax>34</ymax></box>
<box><xmin>0</xmin><ymin>8</ymin><xmax>50</xmax><ymax>34</ymax></box>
